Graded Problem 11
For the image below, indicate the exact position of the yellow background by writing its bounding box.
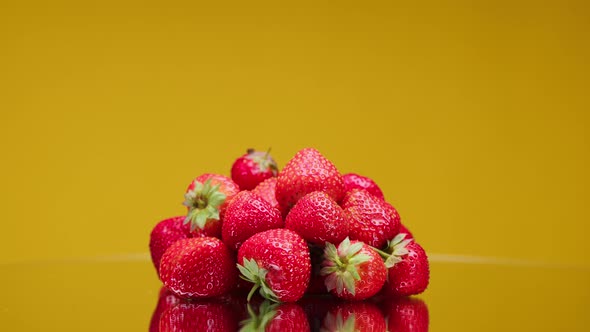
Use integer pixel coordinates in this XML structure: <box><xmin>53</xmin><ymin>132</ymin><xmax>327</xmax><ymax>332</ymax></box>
<box><xmin>1</xmin><ymin>0</ymin><xmax>588</xmax><ymax>268</ymax></box>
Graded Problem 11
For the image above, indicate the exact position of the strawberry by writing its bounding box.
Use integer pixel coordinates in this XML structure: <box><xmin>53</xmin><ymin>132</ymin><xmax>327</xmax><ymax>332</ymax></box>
<box><xmin>275</xmin><ymin>148</ymin><xmax>345</xmax><ymax>215</ymax></box>
<box><xmin>222</xmin><ymin>191</ymin><xmax>283</xmax><ymax>251</ymax></box>
<box><xmin>285</xmin><ymin>191</ymin><xmax>348</xmax><ymax>246</ymax></box>
<box><xmin>240</xmin><ymin>300</ymin><xmax>310</xmax><ymax>332</ymax></box>
<box><xmin>149</xmin><ymin>216</ymin><xmax>217</xmax><ymax>274</ymax></box>
<box><xmin>231</xmin><ymin>148</ymin><xmax>279</xmax><ymax>190</ymax></box>
<box><xmin>379</xmin><ymin>234</ymin><xmax>430</xmax><ymax>296</ymax></box>
<box><xmin>159</xmin><ymin>300</ymin><xmax>238</xmax><ymax>332</ymax></box>
<box><xmin>237</xmin><ymin>229</ymin><xmax>311</xmax><ymax>303</ymax></box>
<box><xmin>159</xmin><ymin>237</ymin><xmax>237</xmax><ymax>298</ymax></box>
<box><xmin>183</xmin><ymin>173</ymin><xmax>239</xmax><ymax>238</ymax></box>
<box><xmin>321</xmin><ymin>302</ymin><xmax>386</xmax><ymax>332</ymax></box>
<box><xmin>252</xmin><ymin>177</ymin><xmax>279</xmax><ymax>210</ymax></box>
<box><xmin>320</xmin><ymin>237</ymin><xmax>386</xmax><ymax>301</ymax></box>
<box><xmin>385</xmin><ymin>297</ymin><xmax>429</xmax><ymax>332</ymax></box>
<box><xmin>343</xmin><ymin>173</ymin><xmax>385</xmax><ymax>200</ymax></box>
<box><xmin>341</xmin><ymin>189</ymin><xmax>400</xmax><ymax>248</ymax></box>
<box><xmin>149</xmin><ymin>287</ymin><xmax>181</xmax><ymax>332</ymax></box>
<box><xmin>149</xmin><ymin>216</ymin><xmax>191</xmax><ymax>274</ymax></box>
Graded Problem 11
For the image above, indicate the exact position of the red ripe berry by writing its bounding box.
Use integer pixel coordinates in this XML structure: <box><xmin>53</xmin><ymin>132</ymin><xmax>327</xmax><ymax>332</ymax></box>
<box><xmin>276</xmin><ymin>148</ymin><xmax>345</xmax><ymax>215</ymax></box>
<box><xmin>222</xmin><ymin>191</ymin><xmax>283</xmax><ymax>251</ymax></box>
<box><xmin>149</xmin><ymin>216</ymin><xmax>191</xmax><ymax>274</ymax></box>
<box><xmin>183</xmin><ymin>173</ymin><xmax>239</xmax><ymax>238</ymax></box>
<box><xmin>341</xmin><ymin>189</ymin><xmax>400</xmax><ymax>248</ymax></box>
<box><xmin>159</xmin><ymin>237</ymin><xmax>237</xmax><ymax>299</ymax></box>
<box><xmin>159</xmin><ymin>301</ymin><xmax>238</xmax><ymax>332</ymax></box>
<box><xmin>252</xmin><ymin>177</ymin><xmax>280</xmax><ymax>210</ymax></box>
<box><xmin>385</xmin><ymin>297</ymin><xmax>429</xmax><ymax>332</ymax></box>
<box><xmin>231</xmin><ymin>148</ymin><xmax>279</xmax><ymax>190</ymax></box>
<box><xmin>149</xmin><ymin>216</ymin><xmax>216</xmax><ymax>274</ymax></box>
<box><xmin>343</xmin><ymin>173</ymin><xmax>385</xmax><ymax>200</ymax></box>
<box><xmin>241</xmin><ymin>301</ymin><xmax>310</xmax><ymax>332</ymax></box>
<box><xmin>381</xmin><ymin>234</ymin><xmax>430</xmax><ymax>296</ymax></box>
<box><xmin>321</xmin><ymin>238</ymin><xmax>387</xmax><ymax>301</ymax></box>
<box><xmin>285</xmin><ymin>191</ymin><xmax>348</xmax><ymax>246</ymax></box>
<box><xmin>237</xmin><ymin>229</ymin><xmax>311</xmax><ymax>303</ymax></box>
<box><xmin>321</xmin><ymin>302</ymin><xmax>386</xmax><ymax>332</ymax></box>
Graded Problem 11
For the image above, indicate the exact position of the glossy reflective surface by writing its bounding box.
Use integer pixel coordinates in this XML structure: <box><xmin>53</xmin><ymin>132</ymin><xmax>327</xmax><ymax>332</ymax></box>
<box><xmin>1</xmin><ymin>258</ymin><xmax>588</xmax><ymax>331</ymax></box>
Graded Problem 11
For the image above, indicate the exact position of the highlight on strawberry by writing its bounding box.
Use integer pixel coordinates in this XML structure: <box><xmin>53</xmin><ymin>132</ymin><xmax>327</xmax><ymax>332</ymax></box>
<box><xmin>148</xmin><ymin>146</ymin><xmax>429</xmax><ymax>305</ymax></box>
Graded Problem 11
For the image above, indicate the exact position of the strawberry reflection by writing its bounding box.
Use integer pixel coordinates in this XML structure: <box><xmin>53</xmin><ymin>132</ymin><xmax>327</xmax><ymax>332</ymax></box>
<box><xmin>150</xmin><ymin>288</ymin><xmax>241</xmax><ymax>332</ymax></box>
<box><xmin>321</xmin><ymin>301</ymin><xmax>386</xmax><ymax>332</ymax></box>
<box><xmin>149</xmin><ymin>287</ymin><xmax>428</xmax><ymax>331</ymax></box>
<box><xmin>149</xmin><ymin>287</ymin><xmax>181</xmax><ymax>332</ymax></box>
<box><xmin>384</xmin><ymin>296</ymin><xmax>429</xmax><ymax>332</ymax></box>
<box><xmin>240</xmin><ymin>300</ymin><xmax>310</xmax><ymax>332</ymax></box>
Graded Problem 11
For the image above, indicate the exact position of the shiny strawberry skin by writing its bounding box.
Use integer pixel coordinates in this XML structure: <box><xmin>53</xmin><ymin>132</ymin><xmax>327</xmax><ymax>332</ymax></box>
<box><xmin>386</xmin><ymin>297</ymin><xmax>429</xmax><ymax>332</ymax></box>
<box><xmin>327</xmin><ymin>240</ymin><xmax>387</xmax><ymax>301</ymax></box>
<box><xmin>322</xmin><ymin>302</ymin><xmax>386</xmax><ymax>332</ymax></box>
<box><xmin>343</xmin><ymin>173</ymin><xmax>385</xmax><ymax>200</ymax></box>
<box><xmin>149</xmin><ymin>216</ymin><xmax>209</xmax><ymax>274</ymax></box>
<box><xmin>386</xmin><ymin>241</ymin><xmax>430</xmax><ymax>296</ymax></box>
<box><xmin>252</xmin><ymin>177</ymin><xmax>280</xmax><ymax>210</ymax></box>
<box><xmin>275</xmin><ymin>148</ymin><xmax>345</xmax><ymax>215</ymax></box>
<box><xmin>159</xmin><ymin>237</ymin><xmax>237</xmax><ymax>299</ymax></box>
<box><xmin>222</xmin><ymin>191</ymin><xmax>283</xmax><ymax>251</ymax></box>
<box><xmin>342</xmin><ymin>189</ymin><xmax>400</xmax><ymax>248</ymax></box>
<box><xmin>285</xmin><ymin>191</ymin><xmax>348</xmax><ymax>246</ymax></box>
<box><xmin>159</xmin><ymin>301</ymin><xmax>238</xmax><ymax>332</ymax></box>
<box><xmin>238</xmin><ymin>229</ymin><xmax>311</xmax><ymax>302</ymax></box>
<box><xmin>231</xmin><ymin>149</ymin><xmax>278</xmax><ymax>190</ymax></box>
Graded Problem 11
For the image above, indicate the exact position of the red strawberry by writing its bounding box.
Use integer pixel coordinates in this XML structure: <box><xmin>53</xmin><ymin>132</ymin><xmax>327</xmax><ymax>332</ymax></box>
<box><xmin>275</xmin><ymin>148</ymin><xmax>345</xmax><ymax>215</ymax></box>
<box><xmin>183</xmin><ymin>173</ymin><xmax>239</xmax><ymax>238</ymax></box>
<box><xmin>222</xmin><ymin>191</ymin><xmax>283</xmax><ymax>251</ymax></box>
<box><xmin>381</xmin><ymin>234</ymin><xmax>430</xmax><ymax>296</ymax></box>
<box><xmin>237</xmin><ymin>229</ymin><xmax>311</xmax><ymax>303</ymax></box>
<box><xmin>321</xmin><ymin>302</ymin><xmax>386</xmax><ymax>332</ymax></box>
<box><xmin>159</xmin><ymin>237</ymin><xmax>237</xmax><ymax>298</ymax></box>
<box><xmin>231</xmin><ymin>148</ymin><xmax>279</xmax><ymax>190</ymax></box>
<box><xmin>240</xmin><ymin>300</ymin><xmax>310</xmax><ymax>332</ymax></box>
<box><xmin>159</xmin><ymin>301</ymin><xmax>238</xmax><ymax>332</ymax></box>
<box><xmin>385</xmin><ymin>297</ymin><xmax>429</xmax><ymax>332</ymax></box>
<box><xmin>320</xmin><ymin>237</ymin><xmax>386</xmax><ymax>301</ymax></box>
<box><xmin>149</xmin><ymin>287</ymin><xmax>181</xmax><ymax>332</ymax></box>
<box><xmin>252</xmin><ymin>177</ymin><xmax>279</xmax><ymax>210</ymax></box>
<box><xmin>285</xmin><ymin>191</ymin><xmax>348</xmax><ymax>246</ymax></box>
<box><xmin>149</xmin><ymin>216</ymin><xmax>191</xmax><ymax>274</ymax></box>
<box><xmin>341</xmin><ymin>189</ymin><xmax>400</xmax><ymax>248</ymax></box>
<box><xmin>343</xmin><ymin>173</ymin><xmax>385</xmax><ymax>200</ymax></box>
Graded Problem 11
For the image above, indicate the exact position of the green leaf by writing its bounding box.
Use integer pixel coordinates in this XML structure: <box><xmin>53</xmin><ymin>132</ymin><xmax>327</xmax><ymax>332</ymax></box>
<box><xmin>343</xmin><ymin>273</ymin><xmax>356</xmax><ymax>295</ymax></box>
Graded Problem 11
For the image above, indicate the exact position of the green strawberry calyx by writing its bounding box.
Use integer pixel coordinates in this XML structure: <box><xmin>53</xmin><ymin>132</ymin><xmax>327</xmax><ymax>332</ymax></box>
<box><xmin>237</xmin><ymin>258</ymin><xmax>279</xmax><ymax>302</ymax></box>
<box><xmin>372</xmin><ymin>233</ymin><xmax>412</xmax><ymax>268</ymax></box>
<box><xmin>320</xmin><ymin>237</ymin><xmax>371</xmax><ymax>296</ymax></box>
<box><xmin>320</xmin><ymin>312</ymin><xmax>357</xmax><ymax>332</ymax></box>
<box><xmin>248</xmin><ymin>148</ymin><xmax>279</xmax><ymax>175</ymax></box>
<box><xmin>182</xmin><ymin>179</ymin><xmax>226</xmax><ymax>231</ymax></box>
<box><xmin>239</xmin><ymin>300</ymin><xmax>278</xmax><ymax>332</ymax></box>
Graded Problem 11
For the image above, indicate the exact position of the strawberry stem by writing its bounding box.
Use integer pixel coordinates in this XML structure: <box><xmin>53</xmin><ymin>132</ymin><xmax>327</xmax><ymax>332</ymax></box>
<box><xmin>247</xmin><ymin>284</ymin><xmax>260</xmax><ymax>302</ymax></box>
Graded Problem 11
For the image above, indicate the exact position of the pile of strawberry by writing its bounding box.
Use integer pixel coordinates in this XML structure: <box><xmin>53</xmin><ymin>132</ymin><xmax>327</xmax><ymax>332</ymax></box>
<box><xmin>149</xmin><ymin>148</ymin><xmax>429</xmax><ymax>303</ymax></box>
